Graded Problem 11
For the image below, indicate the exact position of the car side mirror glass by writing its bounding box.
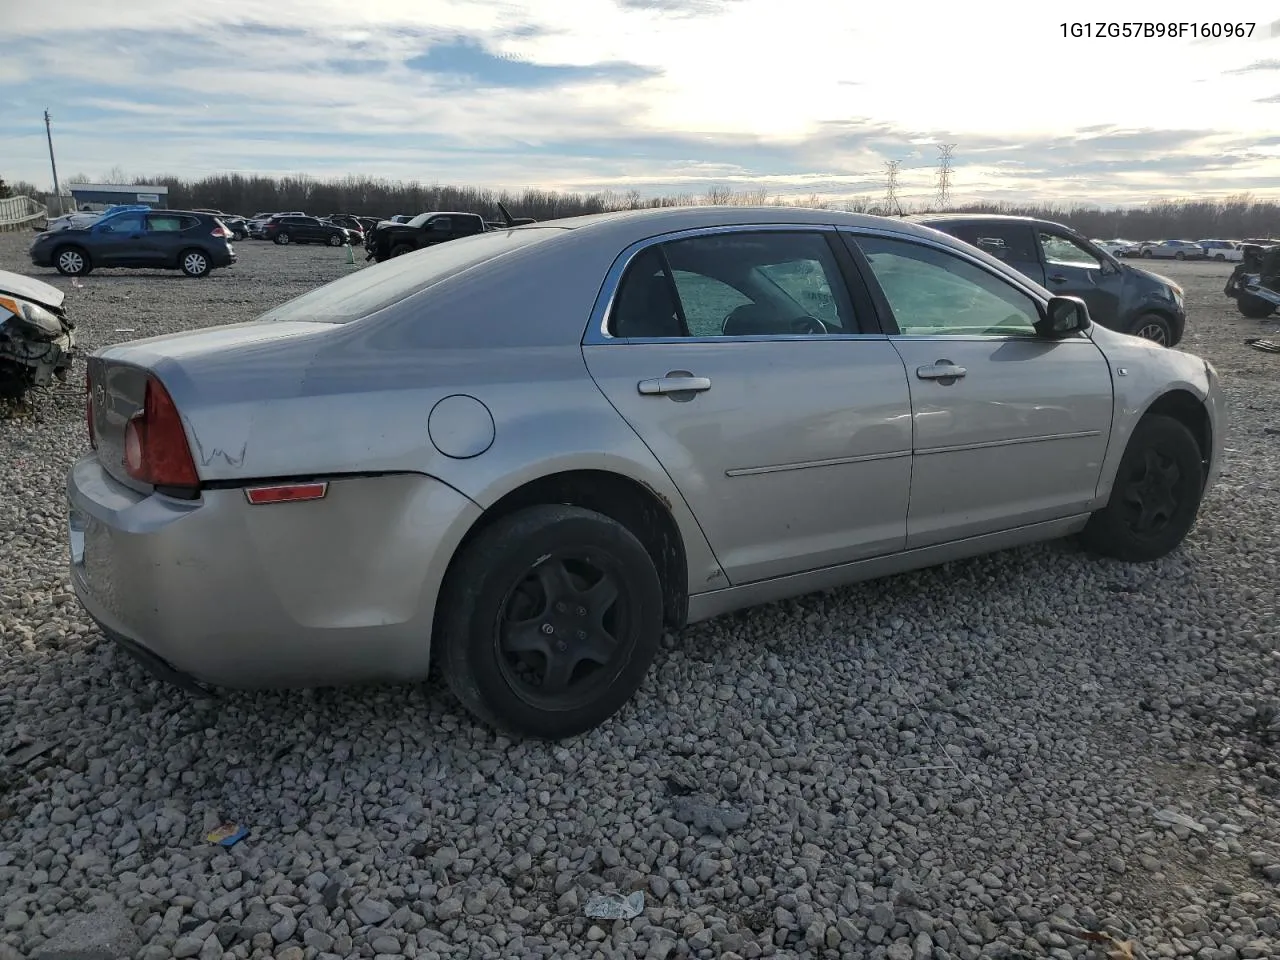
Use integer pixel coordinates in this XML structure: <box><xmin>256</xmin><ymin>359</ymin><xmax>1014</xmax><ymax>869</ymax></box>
<box><xmin>1038</xmin><ymin>296</ymin><xmax>1091</xmax><ymax>338</ymax></box>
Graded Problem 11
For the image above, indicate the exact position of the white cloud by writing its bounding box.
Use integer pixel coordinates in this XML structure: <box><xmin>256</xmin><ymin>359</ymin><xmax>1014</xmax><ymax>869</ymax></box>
<box><xmin>3</xmin><ymin>0</ymin><xmax>1280</xmax><ymax>204</ymax></box>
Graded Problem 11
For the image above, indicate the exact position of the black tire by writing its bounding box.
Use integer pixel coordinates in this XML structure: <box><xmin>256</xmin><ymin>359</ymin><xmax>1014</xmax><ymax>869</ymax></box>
<box><xmin>436</xmin><ymin>504</ymin><xmax>664</xmax><ymax>740</ymax></box>
<box><xmin>1130</xmin><ymin>312</ymin><xmax>1173</xmax><ymax>347</ymax></box>
<box><xmin>1175</xmin><ymin>251</ymin><xmax>1186</xmax><ymax>261</ymax></box>
<box><xmin>1141</xmin><ymin>249</ymin><xmax>1153</xmax><ymax>258</ymax></box>
<box><xmin>274</xmin><ymin>232</ymin><xmax>291</xmax><ymax>245</ymax></box>
<box><xmin>1238</xmin><ymin>294</ymin><xmax>1276</xmax><ymax>319</ymax></box>
<box><xmin>1213</xmin><ymin>253</ymin><xmax>1225</xmax><ymax>261</ymax></box>
<box><xmin>54</xmin><ymin>246</ymin><xmax>91</xmax><ymax>276</ymax></box>
<box><xmin>179</xmin><ymin>248</ymin><xmax>211</xmax><ymax>278</ymax></box>
<box><xmin>1079</xmin><ymin>414</ymin><xmax>1205</xmax><ymax>563</ymax></box>
<box><xmin>390</xmin><ymin>243</ymin><xmax>414</xmax><ymax>258</ymax></box>
<box><xmin>328</xmin><ymin>233</ymin><xmax>344</xmax><ymax>246</ymax></box>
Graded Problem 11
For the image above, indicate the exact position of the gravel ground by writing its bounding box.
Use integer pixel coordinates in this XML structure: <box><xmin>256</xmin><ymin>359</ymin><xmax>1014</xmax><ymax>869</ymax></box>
<box><xmin>1</xmin><ymin>235</ymin><xmax>1278</xmax><ymax>960</ymax></box>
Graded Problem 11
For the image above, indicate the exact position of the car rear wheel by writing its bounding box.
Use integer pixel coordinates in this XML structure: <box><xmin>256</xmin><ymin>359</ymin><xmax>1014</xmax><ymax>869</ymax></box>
<box><xmin>274</xmin><ymin>233</ymin><xmax>291</xmax><ymax>245</ymax></box>
<box><xmin>1079</xmin><ymin>414</ymin><xmax>1205</xmax><ymax>563</ymax></box>
<box><xmin>180</xmin><ymin>249</ymin><xmax>211</xmax><ymax>278</ymax></box>
<box><xmin>1141</xmin><ymin>249</ymin><xmax>1153</xmax><ymax>258</ymax></box>
<box><xmin>436</xmin><ymin>504</ymin><xmax>665</xmax><ymax>740</ymax></box>
<box><xmin>54</xmin><ymin>246</ymin><xmax>91</xmax><ymax>276</ymax></box>
<box><xmin>1214</xmin><ymin>253</ymin><xmax>1225</xmax><ymax>261</ymax></box>
<box><xmin>1131</xmin><ymin>312</ymin><xmax>1173</xmax><ymax>346</ymax></box>
<box><xmin>1175</xmin><ymin>251</ymin><xmax>1186</xmax><ymax>261</ymax></box>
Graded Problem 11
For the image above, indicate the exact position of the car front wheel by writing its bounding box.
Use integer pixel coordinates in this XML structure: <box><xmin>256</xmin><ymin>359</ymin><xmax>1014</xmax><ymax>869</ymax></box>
<box><xmin>436</xmin><ymin>504</ymin><xmax>665</xmax><ymax>740</ymax></box>
<box><xmin>54</xmin><ymin>247</ymin><xmax>91</xmax><ymax>276</ymax></box>
<box><xmin>1131</xmin><ymin>312</ymin><xmax>1173</xmax><ymax>346</ymax></box>
<box><xmin>1079</xmin><ymin>414</ymin><xmax>1205</xmax><ymax>563</ymax></box>
<box><xmin>274</xmin><ymin>233</ymin><xmax>291</xmax><ymax>245</ymax></box>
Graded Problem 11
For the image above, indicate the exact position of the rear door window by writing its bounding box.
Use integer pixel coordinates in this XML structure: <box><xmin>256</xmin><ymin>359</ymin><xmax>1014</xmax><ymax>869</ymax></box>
<box><xmin>942</xmin><ymin>222</ymin><xmax>1038</xmax><ymax>264</ymax></box>
<box><xmin>146</xmin><ymin>214</ymin><xmax>185</xmax><ymax>233</ymax></box>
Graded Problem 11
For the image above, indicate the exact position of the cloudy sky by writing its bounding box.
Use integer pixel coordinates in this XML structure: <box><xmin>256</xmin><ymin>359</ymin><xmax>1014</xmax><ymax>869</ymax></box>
<box><xmin>2</xmin><ymin>0</ymin><xmax>1279</xmax><ymax>206</ymax></box>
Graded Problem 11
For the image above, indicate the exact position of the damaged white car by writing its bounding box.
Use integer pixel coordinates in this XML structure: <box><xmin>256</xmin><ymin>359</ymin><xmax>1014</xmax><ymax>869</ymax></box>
<box><xmin>0</xmin><ymin>269</ymin><xmax>77</xmax><ymax>401</ymax></box>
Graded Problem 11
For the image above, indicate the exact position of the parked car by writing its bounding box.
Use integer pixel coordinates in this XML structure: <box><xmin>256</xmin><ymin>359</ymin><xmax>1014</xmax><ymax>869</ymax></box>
<box><xmin>1092</xmin><ymin>239</ymin><xmax>1136</xmax><ymax>257</ymax></box>
<box><xmin>1224</xmin><ymin>243</ymin><xmax>1280</xmax><ymax>318</ymax></box>
<box><xmin>1114</xmin><ymin>241</ymin><xmax>1146</xmax><ymax>258</ymax></box>
<box><xmin>0</xmin><ymin>268</ymin><xmax>76</xmax><ymax>401</ymax></box>
<box><xmin>68</xmin><ymin>206</ymin><xmax>1225</xmax><ymax>740</ymax></box>
<box><xmin>39</xmin><ymin>211</ymin><xmax>102</xmax><ymax>233</ymax></box>
<box><xmin>1198</xmin><ymin>239</ymin><xmax>1243</xmax><ymax>262</ymax></box>
<box><xmin>321</xmin><ymin>215</ymin><xmax>365</xmax><ymax>245</ymax></box>
<box><xmin>227</xmin><ymin>217</ymin><xmax>251</xmax><ymax>240</ymax></box>
<box><xmin>365</xmin><ymin>203</ymin><xmax>536</xmax><ymax>262</ymax></box>
<box><xmin>912</xmin><ymin>215</ymin><xmax>1188</xmax><ymax>346</ymax></box>
<box><xmin>263</xmin><ymin>215</ymin><xmax>358</xmax><ymax>246</ymax></box>
<box><xmin>1138</xmin><ymin>240</ymin><xmax>1206</xmax><ymax>261</ymax></box>
<box><xmin>29</xmin><ymin>208</ymin><xmax>236</xmax><ymax>278</ymax></box>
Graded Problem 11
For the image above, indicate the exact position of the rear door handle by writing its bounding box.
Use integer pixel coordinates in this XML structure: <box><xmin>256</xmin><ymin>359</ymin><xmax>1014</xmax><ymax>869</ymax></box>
<box><xmin>637</xmin><ymin>374</ymin><xmax>712</xmax><ymax>396</ymax></box>
<box><xmin>916</xmin><ymin>362</ymin><xmax>966</xmax><ymax>380</ymax></box>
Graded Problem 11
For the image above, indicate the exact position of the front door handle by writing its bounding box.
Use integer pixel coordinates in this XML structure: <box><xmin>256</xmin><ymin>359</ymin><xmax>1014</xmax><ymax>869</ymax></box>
<box><xmin>916</xmin><ymin>362</ymin><xmax>966</xmax><ymax>381</ymax></box>
<box><xmin>1048</xmin><ymin>274</ymin><xmax>1067</xmax><ymax>283</ymax></box>
<box><xmin>637</xmin><ymin>373</ymin><xmax>712</xmax><ymax>397</ymax></box>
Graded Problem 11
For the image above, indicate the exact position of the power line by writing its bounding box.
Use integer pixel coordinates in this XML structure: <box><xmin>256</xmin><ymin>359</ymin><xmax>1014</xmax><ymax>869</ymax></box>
<box><xmin>935</xmin><ymin>143</ymin><xmax>956</xmax><ymax>209</ymax></box>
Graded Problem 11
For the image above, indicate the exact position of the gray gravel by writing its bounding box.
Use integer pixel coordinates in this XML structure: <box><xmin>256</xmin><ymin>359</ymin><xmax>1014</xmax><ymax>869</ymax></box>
<box><xmin>1</xmin><ymin>236</ymin><xmax>1278</xmax><ymax>960</ymax></box>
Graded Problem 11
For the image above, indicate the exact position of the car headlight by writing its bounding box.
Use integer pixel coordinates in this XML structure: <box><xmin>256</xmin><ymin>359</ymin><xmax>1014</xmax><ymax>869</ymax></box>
<box><xmin>0</xmin><ymin>295</ymin><xmax>65</xmax><ymax>338</ymax></box>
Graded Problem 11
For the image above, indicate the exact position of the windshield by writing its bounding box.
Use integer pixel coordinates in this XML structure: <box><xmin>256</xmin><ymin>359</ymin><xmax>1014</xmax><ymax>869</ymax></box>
<box><xmin>255</xmin><ymin>227</ymin><xmax>562</xmax><ymax>324</ymax></box>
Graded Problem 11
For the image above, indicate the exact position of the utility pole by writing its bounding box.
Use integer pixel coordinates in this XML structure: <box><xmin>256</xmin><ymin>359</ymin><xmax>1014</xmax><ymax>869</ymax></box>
<box><xmin>44</xmin><ymin>109</ymin><xmax>61</xmax><ymax>214</ymax></box>
<box><xmin>935</xmin><ymin>144</ymin><xmax>956</xmax><ymax>209</ymax></box>
<box><xmin>883</xmin><ymin>160</ymin><xmax>901</xmax><ymax>213</ymax></box>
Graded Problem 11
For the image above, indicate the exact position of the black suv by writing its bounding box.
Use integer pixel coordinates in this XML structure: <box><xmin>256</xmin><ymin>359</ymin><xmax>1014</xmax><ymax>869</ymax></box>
<box><xmin>913</xmin><ymin>214</ymin><xmax>1187</xmax><ymax>346</ymax></box>
<box><xmin>263</xmin><ymin>216</ymin><xmax>359</xmax><ymax>247</ymax></box>
<box><xmin>29</xmin><ymin>207</ymin><xmax>236</xmax><ymax>278</ymax></box>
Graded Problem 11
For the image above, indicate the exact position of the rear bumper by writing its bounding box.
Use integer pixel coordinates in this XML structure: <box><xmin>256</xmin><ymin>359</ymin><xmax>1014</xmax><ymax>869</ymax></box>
<box><xmin>67</xmin><ymin>456</ymin><xmax>482</xmax><ymax>689</ymax></box>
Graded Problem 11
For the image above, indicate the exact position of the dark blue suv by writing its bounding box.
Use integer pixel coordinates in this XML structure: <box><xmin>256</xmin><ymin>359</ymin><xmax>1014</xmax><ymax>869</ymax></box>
<box><xmin>30</xmin><ymin>206</ymin><xmax>237</xmax><ymax>278</ymax></box>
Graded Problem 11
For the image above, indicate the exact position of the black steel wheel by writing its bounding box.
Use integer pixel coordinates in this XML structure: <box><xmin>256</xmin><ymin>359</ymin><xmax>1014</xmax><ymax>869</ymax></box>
<box><xmin>1080</xmin><ymin>414</ymin><xmax>1205</xmax><ymax>562</ymax></box>
<box><xmin>436</xmin><ymin>504</ymin><xmax>664</xmax><ymax>740</ymax></box>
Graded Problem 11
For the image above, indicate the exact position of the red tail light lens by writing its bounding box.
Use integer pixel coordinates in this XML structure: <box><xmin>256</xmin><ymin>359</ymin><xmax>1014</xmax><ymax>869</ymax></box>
<box><xmin>211</xmin><ymin>226</ymin><xmax>230</xmax><ymax>238</ymax></box>
<box><xmin>85</xmin><ymin>371</ymin><xmax>96</xmax><ymax>449</ymax></box>
<box><xmin>123</xmin><ymin>376</ymin><xmax>199</xmax><ymax>490</ymax></box>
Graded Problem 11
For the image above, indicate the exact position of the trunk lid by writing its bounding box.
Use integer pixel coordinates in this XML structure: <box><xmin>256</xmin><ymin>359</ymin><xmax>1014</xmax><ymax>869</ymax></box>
<box><xmin>88</xmin><ymin>321</ymin><xmax>332</xmax><ymax>491</ymax></box>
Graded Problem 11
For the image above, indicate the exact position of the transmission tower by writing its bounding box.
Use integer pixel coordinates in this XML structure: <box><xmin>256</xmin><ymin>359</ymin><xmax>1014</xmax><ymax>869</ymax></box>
<box><xmin>935</xmin><ymin>144</ymin><xmax>956</xmax><ymax>208</ymax></box>
<box><xmin>883</xmin><ymin>160</ymin><xmax>901</xmax><ymax>212</ymax></box>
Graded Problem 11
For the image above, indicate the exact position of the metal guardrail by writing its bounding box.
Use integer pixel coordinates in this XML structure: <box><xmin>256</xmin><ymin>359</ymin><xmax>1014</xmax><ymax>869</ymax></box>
<box><xmin>0</xmin><ymin>196</ymin><xmax>49</xmax><ymax>232</ymax></box>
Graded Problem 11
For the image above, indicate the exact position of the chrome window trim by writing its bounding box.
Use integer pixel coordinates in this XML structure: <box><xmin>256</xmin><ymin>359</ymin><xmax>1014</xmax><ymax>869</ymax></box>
<box><xmin>582</xmin><ymin>223</ymin><xmax>890</xmax><ymax>345</ymax></box>
<box><xmin>836</xmin><ymin>225</ymin><xmax>1092</xmax><ymax>344</ymax></box>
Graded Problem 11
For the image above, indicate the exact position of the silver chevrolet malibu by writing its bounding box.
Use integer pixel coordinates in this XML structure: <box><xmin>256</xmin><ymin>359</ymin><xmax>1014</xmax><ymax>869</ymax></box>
<box><xmin>67</xmin><ymin>206</ymin><xmax>1226</xmax><ymax>740</ymax></box>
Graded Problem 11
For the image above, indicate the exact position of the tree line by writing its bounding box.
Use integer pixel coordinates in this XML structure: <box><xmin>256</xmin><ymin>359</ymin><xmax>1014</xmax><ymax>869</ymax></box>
<box><xmin>4</xmin><ymin>170</ymin><xmax>1278</xmax><ymax>239</ymax></box>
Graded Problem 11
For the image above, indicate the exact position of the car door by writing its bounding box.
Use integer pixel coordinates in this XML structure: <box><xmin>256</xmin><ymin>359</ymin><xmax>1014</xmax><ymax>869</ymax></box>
<box><xmin>582</xmin><ymin>226</ymin><xmax>914</xmax><ymax>586</ymax></box>
<box><xmin>90</xmin><ymin>212</ymin><xmax>148</xmax><ymax>266</ymax></box>
<box><xmin>143</xmin><ymin>212</ymin><xmax>190</xmax><ymax>266</ymax></box>
<box><xmin>842</xmin><ymin>230</ymin><xmax>1114</xmax><ymax>551</ymax></box>
<box><xmin>1035</xmin><ymin>229</ymin><xmax>1123</xmax><ymax>327</ymax></box>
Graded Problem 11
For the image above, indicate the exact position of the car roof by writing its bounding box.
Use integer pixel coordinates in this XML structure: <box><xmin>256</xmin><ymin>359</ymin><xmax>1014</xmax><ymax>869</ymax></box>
<box><xmin>905</xmin><ymin>212</ymin><xmax>1074</xmax><ymax>231</ymax></box>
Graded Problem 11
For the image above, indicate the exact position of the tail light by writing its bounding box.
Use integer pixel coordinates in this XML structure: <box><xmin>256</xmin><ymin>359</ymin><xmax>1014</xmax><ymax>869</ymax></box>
<box><xmin>85</xmin><ymin>370</ymin><xmax>96</xmax><ymax>449</ymax></box>
<box><xmin>123</xmin><ymin>375</ymin><xmax>199</xmax><ymax>491</ymax></box>
<box><xmin>211</xmin><ymin>225</ymin><xmax>231</xmax><ymax>238</ymax></box>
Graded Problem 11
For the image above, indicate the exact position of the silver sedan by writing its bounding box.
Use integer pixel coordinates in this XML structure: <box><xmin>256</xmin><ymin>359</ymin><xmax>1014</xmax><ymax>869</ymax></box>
<box><xmin>67</xmin><ymin>207</ymin><xmax>1226</xmax><ymax>740</ymax></box>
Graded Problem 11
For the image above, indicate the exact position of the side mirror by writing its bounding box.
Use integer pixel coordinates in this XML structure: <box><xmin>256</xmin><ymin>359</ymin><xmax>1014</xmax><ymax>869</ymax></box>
<box><xmin>1037</xmin><ymin>296</ymin><xmax>1091</xmax><ymax>338</ymax></box>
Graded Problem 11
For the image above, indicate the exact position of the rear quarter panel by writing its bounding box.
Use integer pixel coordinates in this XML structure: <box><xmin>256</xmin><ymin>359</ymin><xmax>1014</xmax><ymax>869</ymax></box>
<box><xmin>159</xmin><ymin>232</ymin><xmax>726</xmax><ymax>595</ymax></box>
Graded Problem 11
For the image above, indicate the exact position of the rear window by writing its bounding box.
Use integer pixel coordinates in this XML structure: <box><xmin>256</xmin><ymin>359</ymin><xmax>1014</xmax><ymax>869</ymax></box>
<box><xmin>256</xmin><ymin>227</ymin><xmax>564</xmax><ymax>324</ymax></box>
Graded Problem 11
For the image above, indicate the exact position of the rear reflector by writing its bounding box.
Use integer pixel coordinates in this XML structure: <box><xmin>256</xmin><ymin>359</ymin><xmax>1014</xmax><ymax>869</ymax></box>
<box><xmin>244</xmin><ymin>482</ymin><xmax>328</xmax><ymax>505</ymax></box>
